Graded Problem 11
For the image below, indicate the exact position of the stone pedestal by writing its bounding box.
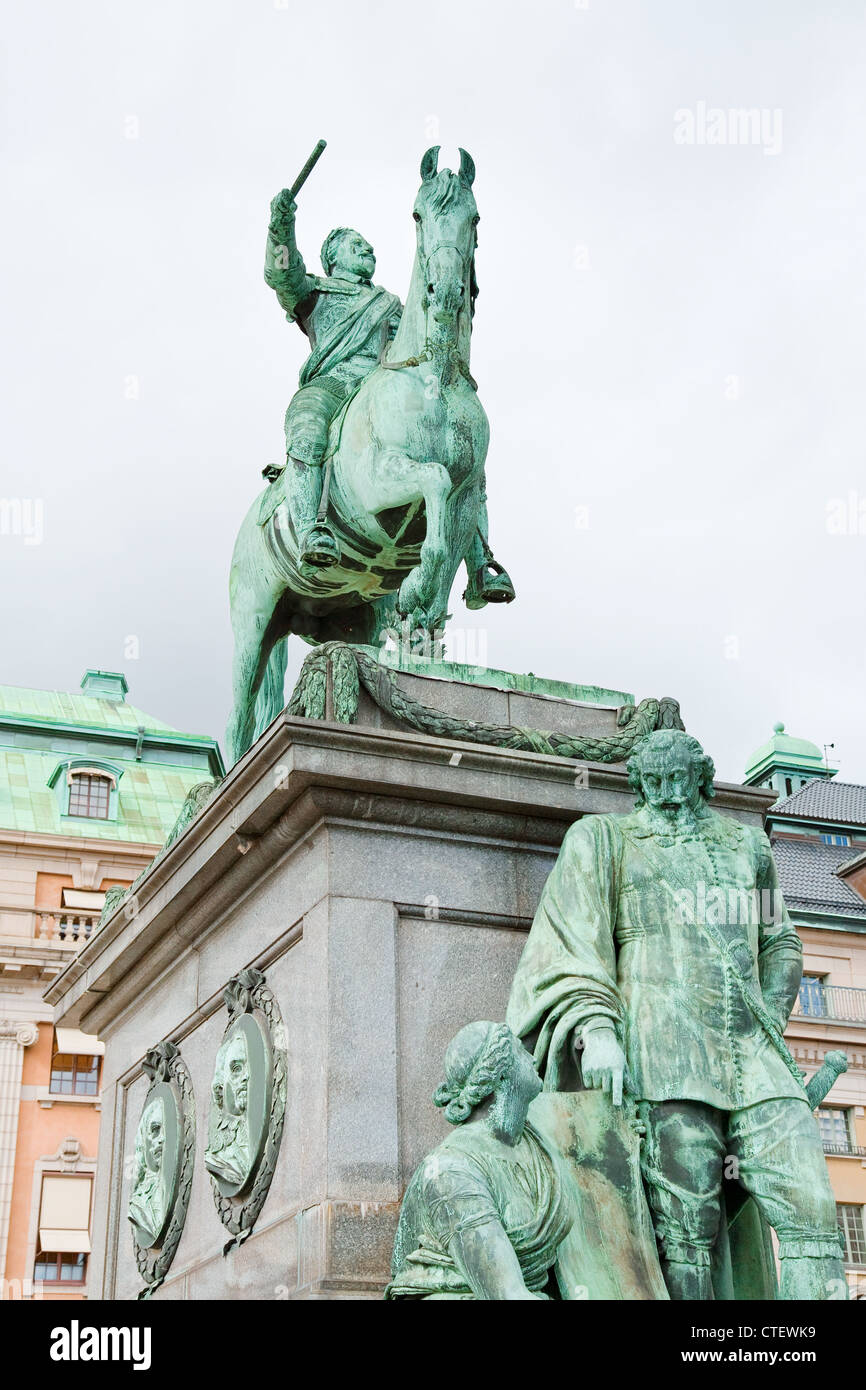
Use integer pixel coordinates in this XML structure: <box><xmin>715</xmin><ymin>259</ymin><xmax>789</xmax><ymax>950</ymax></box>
<box><xmin>46</xmin><ymin>663</ymin><xmax>773</xmax><ymax>1300</ymax></box>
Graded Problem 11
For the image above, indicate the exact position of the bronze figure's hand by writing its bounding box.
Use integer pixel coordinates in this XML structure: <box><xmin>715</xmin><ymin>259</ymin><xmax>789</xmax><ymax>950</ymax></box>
<box><xmin>581</xmin><ymin>1029</ymin><xmax>627</xmax><ymax>1106</ymax></box>
<box><xmin>270</xmin><ymin>189</ymin><xmax>297</xmax><ymax>223</ymax></box>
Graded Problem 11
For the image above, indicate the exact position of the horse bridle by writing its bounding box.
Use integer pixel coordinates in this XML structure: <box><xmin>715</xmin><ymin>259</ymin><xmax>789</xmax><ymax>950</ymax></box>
<box><xmin>422</xmin><ymin>239</ymin><xmax>474</xmax><ymax>278</ymax></box>
<box><xmin>380</xmin><ymin>235</ymin><xmax>477</xmax><ymax>383</ymax></box>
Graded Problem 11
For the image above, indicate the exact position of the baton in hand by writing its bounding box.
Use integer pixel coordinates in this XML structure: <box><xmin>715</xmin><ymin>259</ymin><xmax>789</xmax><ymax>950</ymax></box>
<box><xmin>289</xmin><ymin>139</ymin><xmax>327</xmax><ymax>200</ymax></box>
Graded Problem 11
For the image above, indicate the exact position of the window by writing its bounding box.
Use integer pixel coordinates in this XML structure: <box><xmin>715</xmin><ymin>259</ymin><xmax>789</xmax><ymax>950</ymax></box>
<box><xmin>820</xmin><ymin>833</ymin><xmax>851</xmax><ymax>846</ymax></box>
<box><xmin>48</xmin><ymin>759</ymin><xmax>121</xmax><ymax>821</ymax></box>
<box><xmin>817</xmin><ymin>1107</ymin><xmax>852</xmax><ymax>1151</ymax></box>
<box><xmin>67</xmin><ymin>772</ymin><xmax>111</xmax><ymax>819</ymax></box>
<box><xmin>785</xmin><ymin>777</ymin><xmax>793</xmax><ymax>796</ymax></box>
<box><xmin>798</xmin><ymin>975</ymin><xmax>827</xmax><ymax>1017</ymax></box>
<box><xmin>33</xmin><ymin>1251</ymin><xmax>86</xmax><ymax>1283</ymax></box>
<box><xmin>838</xmin><ymin>1205</ymin><xmax>866</xmax><ymax>1267</ymax></box>
<box><xmin>36</xmin><ymin>1175</ymin><xmax>92</xmax><ymax>1278</ymax></box>
<box><xmin>49</xmin><ymin>1053</ymin><xmax>100</xmax><ymax>1097</ymax></box>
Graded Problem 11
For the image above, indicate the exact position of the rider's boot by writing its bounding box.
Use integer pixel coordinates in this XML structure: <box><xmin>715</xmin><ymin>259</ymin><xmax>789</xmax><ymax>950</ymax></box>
<box><xmin>283</xmin><ymin>456</ymin><xmax>340</xmax><ymax>568</ymax></box>
<box><xmin>463</xmin><ymin>559</ymin><xmax>516</xmax><ymax>609</ymax></box>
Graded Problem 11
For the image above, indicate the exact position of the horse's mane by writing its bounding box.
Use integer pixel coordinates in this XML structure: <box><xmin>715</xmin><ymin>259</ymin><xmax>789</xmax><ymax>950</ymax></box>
<box><xmin>425</xmin><ymin>169</ymin><xmax>463</xmax><ymax>212</ymax></box>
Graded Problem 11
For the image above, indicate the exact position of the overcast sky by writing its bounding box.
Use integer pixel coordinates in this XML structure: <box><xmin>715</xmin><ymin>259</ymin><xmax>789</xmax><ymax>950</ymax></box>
<box><xmin>2</xmin><ymin>0</ymin><xmax>864</xmax><ymax>783</ymax></box>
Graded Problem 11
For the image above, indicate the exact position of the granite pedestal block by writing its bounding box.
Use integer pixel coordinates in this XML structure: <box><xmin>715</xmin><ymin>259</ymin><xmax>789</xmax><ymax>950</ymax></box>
<box><xmin>46</xmin><ymin>663</ymin><xmax>773</xmax><ymax>1299</ymax></box>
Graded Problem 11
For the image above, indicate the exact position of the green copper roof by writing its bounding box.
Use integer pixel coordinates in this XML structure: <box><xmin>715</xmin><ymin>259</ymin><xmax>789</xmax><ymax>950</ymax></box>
<box><xmin>0</xmin><ymin>681</ymin><xmax>191</xmax><ymax>737</ymax></box>
<box><xmin>744</xmin><ymin>722</ymin><xmax>826</xmax><ymax>782</ymax></box>
<box><xmin>0</xmin><ymin>672</ymin><xmax>223</xmax><ymax>842</ymax></box>
<box><xmin>0</xmin><ymin>748</ymin><xmax>209</xmax><ymax>842</ymax></box>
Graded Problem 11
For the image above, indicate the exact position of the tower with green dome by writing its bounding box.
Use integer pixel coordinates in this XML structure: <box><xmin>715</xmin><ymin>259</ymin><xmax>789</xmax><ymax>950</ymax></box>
<box><xmin>744</xmin><ymin>721</ymin><xmax>834</xmax><ymax>801</ymax></box>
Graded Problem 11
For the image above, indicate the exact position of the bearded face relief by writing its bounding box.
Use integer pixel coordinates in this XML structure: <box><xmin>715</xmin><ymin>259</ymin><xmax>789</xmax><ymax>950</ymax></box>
<box><xmin>128</xmin><ymin>1090</ymin><xmax>178</xmax><ymax>1249</ymax></box>
<box><xmin>206</xmin><ymin>971</ymin><xmax>285</xmax><ymax>1246</ymax></box>
<box><xmin>127</xmin><ymin>1044</ymin><xmax>194</xmax><ymax>1294</ymax></box>
<box><xmin>205</xmin><ymin>1024</ymin><xmax>256</xmax><ymax>1196</ymax></box>
<box><xmin>144</xmin><ymin>1104</ymin><xmax>166</xmax><ymax>1170</ymax></box>
<box><xmin>225</xmin><ymin>1033</ymin><xmax>250</xmax><ymax>1114</ymax></box>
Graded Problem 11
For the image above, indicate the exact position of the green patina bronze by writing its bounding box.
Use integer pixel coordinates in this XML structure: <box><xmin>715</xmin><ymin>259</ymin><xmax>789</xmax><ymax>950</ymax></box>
<box><xmin>284</xmin><ymin>640</ymin><xmax>685</xmax><ymax>761</ymax></box>
<box><xmin>128</xmin><ymin>1042</ymin><xmax>196</xmax><ymax>1299</ymax></box>
<box><xmin>206</xmin><ymin>969</ymin><xmax>287</xmax><ymax>1256</ymax></box>
<box><xmin>369</xmin><ymin>643</ymin><xmax>634</xmax><ymax>707</ymax></box>
<box><xmin>128</xmin><ymin>1094</ymin><xmax>175</xmax><ymax>1252</ymax></box>
<box><xmin>506</xmin><ymin>728</ymin><xmax>848</xmax><ymax>1301</ymax></box>
<box><xmin>226</xmin><ymin>146</ymin><xmax>514</xmax><ymax>764</ymax></box>
<box><xmin>386</xmin><ymin>1023</ymin><xmax>571</xmax><ymax>1299</ymax></box>
<box><xmin>386</xmin><ymin>1022</ymin><xmax>671</xmax><ymax>1300</ymax></box>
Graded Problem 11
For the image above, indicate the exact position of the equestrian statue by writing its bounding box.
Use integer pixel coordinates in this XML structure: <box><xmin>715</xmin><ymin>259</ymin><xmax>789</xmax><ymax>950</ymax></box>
<box><xmin>226</xmin><ymin>143</ymin><xmax>515</xmax><ymax>764</ymax></box>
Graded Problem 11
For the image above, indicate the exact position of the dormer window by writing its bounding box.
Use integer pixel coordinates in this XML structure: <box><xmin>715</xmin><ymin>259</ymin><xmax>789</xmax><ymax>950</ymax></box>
<box><xmin>48</xmin><ymin>758</ymin><xmax>123</xmax><ymax>822</ymax></box>
<box><xmin>67</xmin><ymin>771</ymin><xmax>112</xmax><ymax>819</ymax></box>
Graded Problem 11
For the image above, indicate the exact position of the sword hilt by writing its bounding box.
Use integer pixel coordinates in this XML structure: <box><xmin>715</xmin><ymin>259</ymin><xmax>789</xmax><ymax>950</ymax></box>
<box><xmin>805</xmin><ymin>1049</ymin><xmax>849</xmax><ymax>1109</ymax></box>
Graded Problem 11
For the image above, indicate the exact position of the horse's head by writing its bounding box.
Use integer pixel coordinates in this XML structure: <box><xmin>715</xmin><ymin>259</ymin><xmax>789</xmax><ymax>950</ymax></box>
<box><xmin>414</xmin><ymin>146</ymin><xmax>478</xmax><ymax>328</ymax></box>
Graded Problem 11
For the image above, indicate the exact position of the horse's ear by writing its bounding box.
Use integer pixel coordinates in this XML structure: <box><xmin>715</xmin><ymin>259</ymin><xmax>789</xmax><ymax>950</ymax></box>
<box><xmin>458</xmin><ymin>148</ymin><xmax>475</xmax><ymax>188</ymax></box>
<box><xmin>420</xmin><ymin>146</ymin><xmax>440</xmax><ymax>182</ymax></box>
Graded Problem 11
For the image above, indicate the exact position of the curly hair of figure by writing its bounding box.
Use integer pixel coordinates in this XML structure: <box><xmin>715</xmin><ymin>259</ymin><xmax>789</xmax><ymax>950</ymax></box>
<box><xmin>626</xmin><ymin>729</ymin><xmax>716</xmax><ymax>806</ymax></box>
<box><xmin>433</xmin><ymin>1022</ymin><xmax>514</xmax><ymax>1126</ymax></box>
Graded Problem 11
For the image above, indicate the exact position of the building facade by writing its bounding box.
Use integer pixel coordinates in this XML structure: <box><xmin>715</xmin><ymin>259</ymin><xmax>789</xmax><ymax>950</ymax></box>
<box><xmin>0</xmin><ymin>669</ymin><xmax>222</xmax><ymax>1299</ymax></box>
<box><xmin>745</xmin><ymin>725</ymin><xmax>866</xmax><ymax>1297</ymax></box>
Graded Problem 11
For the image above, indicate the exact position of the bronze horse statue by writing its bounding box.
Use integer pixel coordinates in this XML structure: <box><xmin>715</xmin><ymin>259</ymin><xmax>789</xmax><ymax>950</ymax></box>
<box><xmin>226</xmin><ymin>148</ymin><xmax>513</xmax><ymax>763</ymax></box>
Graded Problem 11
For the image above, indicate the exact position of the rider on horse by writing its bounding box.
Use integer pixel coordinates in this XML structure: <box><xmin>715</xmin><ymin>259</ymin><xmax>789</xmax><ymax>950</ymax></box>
<box><xmin>264</xmin><ymin>190</ymin><xmax>402</xmax><ymax>568</ymax></box>
<box><xmin>263</xmin><ymin>185</ymin><xmax>514</xmax><ymax>605</ymax></box>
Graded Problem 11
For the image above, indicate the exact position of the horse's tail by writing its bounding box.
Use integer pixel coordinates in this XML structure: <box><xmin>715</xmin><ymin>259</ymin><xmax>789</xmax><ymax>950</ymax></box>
<box><xmin>253</xmin><ymin>636</ymin><xmax>288</xmax><ymax>743</ymax></box>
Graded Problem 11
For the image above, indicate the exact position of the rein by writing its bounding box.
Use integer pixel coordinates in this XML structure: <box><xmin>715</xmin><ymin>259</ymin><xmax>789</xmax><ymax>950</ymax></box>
<box><xmin>379</xmin><ymin>239</ymin><xmax>477</xmax><ymax>389</ymax></box>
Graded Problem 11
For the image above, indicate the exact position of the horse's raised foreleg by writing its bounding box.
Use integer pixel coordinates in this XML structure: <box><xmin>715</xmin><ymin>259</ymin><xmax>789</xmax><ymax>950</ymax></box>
<box><xmin>375</xmin><ymin>453</ymin><xmax>454</xmax><ymax>630</ymax></box>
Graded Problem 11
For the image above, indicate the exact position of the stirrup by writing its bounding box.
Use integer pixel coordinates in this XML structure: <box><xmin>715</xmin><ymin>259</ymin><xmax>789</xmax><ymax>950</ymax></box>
<box><xmin>463</xmin><ymin>560</ymin><xmax>516</xmax><ymax>609</ymax></box>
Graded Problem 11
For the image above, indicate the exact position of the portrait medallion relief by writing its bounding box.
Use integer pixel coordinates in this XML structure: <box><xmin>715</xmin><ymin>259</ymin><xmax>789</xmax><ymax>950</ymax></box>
<box><xmin>128</xmin><ymin>1089</ymin><xmax>176</xmax><ymax>1247</ymax></box>
<box><xmin>128</xmin><ymin>1041</ymin><xmax>195</xmax><ymax>1298</ymax></box>
<box><xmin>205</xmin><ymin>967</ymin><xmax>287</xmax><ymax>1252</ymax></box>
